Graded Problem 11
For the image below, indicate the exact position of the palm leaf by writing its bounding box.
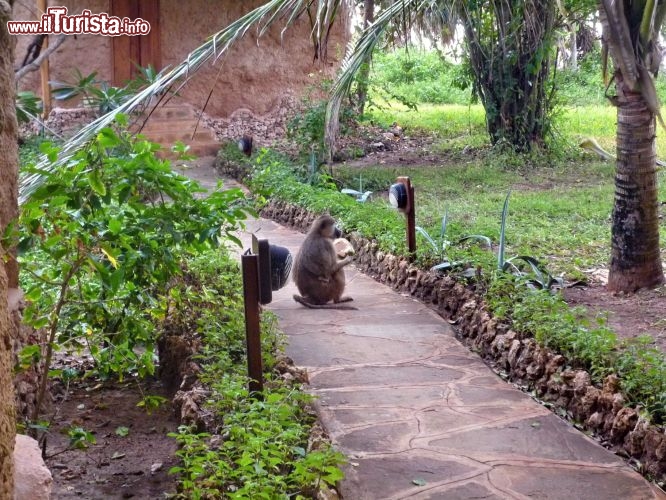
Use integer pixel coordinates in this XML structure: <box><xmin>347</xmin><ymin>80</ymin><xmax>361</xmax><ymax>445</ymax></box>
<box><xmin>599</xmin><ymin>0</ymin><xmax>666</xmax><ymax>131</ymax></box>
<box><xmin>637</xmin><ymin>64</ymin><xmax>666</xmax><ymax>131</ymax></box>
<box><xmin>325</xmin><ymin>0</ymin><xmax>425</xmax><ymax>157</ymax></box>
<box><xmin>19</xmin><ymin>0</ymin><xmax>350</xmax><ymax>205</ymax></box>
<box><xmin>497</xmin><ymin>190</ymin><xmax>511</xmax><ymax>270</ymax></box>
<box><xmin>639</xmin><ymin>0</ymin><xmax>657</xmax><ymax>50</ymax></box>
<box><xmin>600</xmin><ymin>0</ymin><xmax>639</xmax><ymax>90</ymax></box>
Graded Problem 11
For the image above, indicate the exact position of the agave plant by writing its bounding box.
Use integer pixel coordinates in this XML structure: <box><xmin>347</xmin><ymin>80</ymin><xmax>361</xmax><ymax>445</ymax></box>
<box><xmin>497</xmin><ymin>190</ymin><xmax>562</xmax><ymax>290</ymax></box>
<box><xmin>416</xmin><ymin>208</ymin><xmax>451</xmax><ymax>261</ymax></box>
<box><xmin>341</xmin><ymin>174</ymin><xmax>372</xmax><ymax>202</ymax></box>
<box><xmin>417</xmin><ymin>207</ymin><xmax>493</xmax><ymax>273</ymax></box>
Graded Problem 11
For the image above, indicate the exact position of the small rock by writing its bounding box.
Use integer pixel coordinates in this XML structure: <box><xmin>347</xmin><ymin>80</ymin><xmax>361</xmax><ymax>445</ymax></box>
<box><xmin>14</xmin><ymin>434</ymin><xmax>53</xmax><ymax>500</ymax></box>
<box><xmin>150</xmin><ymin>462</ymin><xmax>163</xmax><ymax>474</ymax></box>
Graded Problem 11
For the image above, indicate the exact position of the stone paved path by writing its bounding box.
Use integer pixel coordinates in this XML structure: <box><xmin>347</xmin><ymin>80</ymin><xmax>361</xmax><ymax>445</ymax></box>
<box><xmin>238</xmin><ymin>217</ymin><xmax>664</xmax><ymax>500</ymax></box>
<box><xmin>181</xmin><ymin>159</ymin><xmax>663</xmax><ymax>499</ymax></box>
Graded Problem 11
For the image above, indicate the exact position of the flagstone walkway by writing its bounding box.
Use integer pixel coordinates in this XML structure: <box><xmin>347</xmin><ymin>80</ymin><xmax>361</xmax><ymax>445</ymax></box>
<box><xmin>239</xmin><ymin>217</ymin><xmax>664</xmax><ymax>500</ymax></box>
<box><xmin>188</xmin><ymin>157</ymin><xmax>664</xmax><ymax>499</ymax></box>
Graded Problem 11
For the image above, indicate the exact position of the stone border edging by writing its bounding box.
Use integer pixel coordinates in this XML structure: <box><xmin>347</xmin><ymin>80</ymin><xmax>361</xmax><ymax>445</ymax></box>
<box><xmin>260</xmin><ymin>199</ymin><xmax>666</xmax><ymax>483</ymax></box>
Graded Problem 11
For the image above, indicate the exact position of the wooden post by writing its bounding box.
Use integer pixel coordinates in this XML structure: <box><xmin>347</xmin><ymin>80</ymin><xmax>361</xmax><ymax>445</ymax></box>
<box><xmin>37</xmin><ymin>0</ymin><xmax>51</xmax><ymax>118</ymax></box>
<box><xmin>406</xmin><ymin>182</ymin><xmax>416</xmax><ymax>257</ymax></box>
<box><xmin>396</xmin><ymin>176</ymin><xmax>416</xmax><ymax>259</ymax></box>
<box><xmin>241</xmin><ymin>254</ymin><xmax>263</xmax><ymax>394</ymax></box>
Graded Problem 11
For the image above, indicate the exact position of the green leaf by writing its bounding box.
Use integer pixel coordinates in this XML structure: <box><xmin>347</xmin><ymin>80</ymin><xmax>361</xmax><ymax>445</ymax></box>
<box><xmin>100</xmin><ymin>246</ymin><xmax>119</xmax><ymax>269</ymax></box>
<box><xmin>97</xmin><ymin>127</ymin><xmax>121</xmax><ymax>149</ymax></box>
<box><xmin>115</xmin><ymin>426</ymin><xmax>130</xmax><ymax>437</ymax></box>
<box><xmin>108</xmin><ymin>218</ymin><xmax>123</xmax><ymax>235</ymax></box>
<box><xmin>88</xmin><ymin>171</ymin><xmax>107</xmax><ymax>196</ymax></box>
<box><xmin>17</xmin><ymin>345</ymin><xmax>41</xmax><ymax>370</ymax></box>
<box><xmin>24</xmin><ymin>286</ymin><xmax>42</xmax><ymax>301</ymax></box>
<box><xmin>114</xmin><ymin>113</ymin><xmax>128</xmax><ymax>127</ymax></box>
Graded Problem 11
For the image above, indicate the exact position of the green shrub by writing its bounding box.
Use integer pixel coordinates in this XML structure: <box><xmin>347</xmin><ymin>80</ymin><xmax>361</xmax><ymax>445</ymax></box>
<box><xmin>287</xmin><ymin>81</ymin><xmax>356</xmax><ymax>162</ymax></box>
<box><xmin>487</xmin><ymin>276</ymin><xmax>665</xmax><ymax>424</ymax></box>
<box><xmin>369</xmin><ymin>49</ymin><xmax>473</xmax><ymax>105</ymax></box>
<box><xmin>17</xmin><ymin>116</ymin><xmax>250</xmax><ymax>398</ymax></box>
<box><xmin>167</xmin><ymin>251</ymin><xmax>346</xmax><ymax>498</ymax></box>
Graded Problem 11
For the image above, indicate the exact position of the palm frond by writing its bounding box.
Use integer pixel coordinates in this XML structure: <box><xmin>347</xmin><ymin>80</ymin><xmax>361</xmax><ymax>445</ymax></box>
<box><xmin>325</xmin><ymin>0</ymin><xmax>427</xmax><ymax>158</ymax></box>
<box><xmin>19</xmin><ymin>0</ymin><xmax>350</xmax><ymax>205</ymax></box>
<box><xmin>639</xmin><ymin>0</ymin><xmax>657</xmax><ymax>49</ymax></box>
<box><xmin>599</xmin><ymin>0</ymin><xmax>666</xmax><ymax>130</ymax></box>
<box><xmin>600</xmin><ymin>0</ymin><xmax>639</xmax><ymax>90</ymax></box>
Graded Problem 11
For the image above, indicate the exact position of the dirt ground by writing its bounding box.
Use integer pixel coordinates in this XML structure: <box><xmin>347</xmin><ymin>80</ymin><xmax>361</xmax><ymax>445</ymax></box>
<box><xmin>45</xmin><ymin>379</ymin><xmax>179</xmax><ymax>499</ymax></box>
<box><xmin>564</xmin><ymin>284</ymin><xmax>666</xmax><ymax>353</ymax></box>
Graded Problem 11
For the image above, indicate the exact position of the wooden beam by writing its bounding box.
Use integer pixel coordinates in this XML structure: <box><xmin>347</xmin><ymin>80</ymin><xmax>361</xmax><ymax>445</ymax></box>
<box><xmin>37</xmin><ymin>0</ymin><xmax>50</xmax><ymax>117</ymax></box>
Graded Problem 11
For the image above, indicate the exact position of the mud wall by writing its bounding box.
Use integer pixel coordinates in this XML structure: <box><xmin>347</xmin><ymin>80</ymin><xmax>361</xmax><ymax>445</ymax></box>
<box><xmin>12</xmin><ymin>0</ymin><xmax>113</xmax><ymax>104</ymax></box>
<box><xmin>160</xmin><ymin>0</ymin><xmax>348</xmax><ymax>117</ymax></box>
<box><xmin>259</xmin><ymin>199</ymin><xmax>666</xmax><ymax>483</ymax></box>
<box><xmin>12</xmin><ymin>1</ymin><xmax>349</xmax><ymax>122</ymax></box>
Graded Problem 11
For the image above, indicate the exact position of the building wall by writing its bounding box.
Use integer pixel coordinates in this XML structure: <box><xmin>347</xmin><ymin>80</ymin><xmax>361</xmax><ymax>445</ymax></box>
<box><xmin>12</xmin><ymin>0</ymin><xmax>113</xmax><ymax>106</ymax></box>
<box><xmin>12</xmin><ymin>1</ymin><xmax>350</xmax><ymax>118</ymax></box>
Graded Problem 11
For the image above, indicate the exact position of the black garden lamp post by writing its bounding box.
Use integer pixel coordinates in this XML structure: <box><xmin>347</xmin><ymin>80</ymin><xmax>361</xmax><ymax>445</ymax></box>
<box><xmin>242</xmin><ymin>235</ymin><xmax>292</xmax><ymax>393</ymax></box>
<box><xmin>389</xmin><ymin>176</ymin><xmax>416</xmax><ymax>259</ymax></box>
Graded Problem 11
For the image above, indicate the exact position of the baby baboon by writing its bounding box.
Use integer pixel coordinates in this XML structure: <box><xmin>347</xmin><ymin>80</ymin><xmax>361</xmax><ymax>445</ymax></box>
<box><xmin>292</xmin><ymin>215</ymin><xmax>357</xmax><ymax>310</ymax></box>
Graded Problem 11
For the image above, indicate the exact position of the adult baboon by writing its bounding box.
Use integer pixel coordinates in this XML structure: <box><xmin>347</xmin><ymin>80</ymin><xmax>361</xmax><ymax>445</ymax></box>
<box><xmin>292</xmin><ymin>215</ymin><xmax>356</xmax><ymax>310</ymax></box>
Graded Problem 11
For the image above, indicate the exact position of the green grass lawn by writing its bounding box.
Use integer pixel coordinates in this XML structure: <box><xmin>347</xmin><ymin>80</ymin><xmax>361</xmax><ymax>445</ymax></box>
<box><xmin>342</xmin><ymin>103</ymin><xmax>666</xmax><ymax>280</ymax></box>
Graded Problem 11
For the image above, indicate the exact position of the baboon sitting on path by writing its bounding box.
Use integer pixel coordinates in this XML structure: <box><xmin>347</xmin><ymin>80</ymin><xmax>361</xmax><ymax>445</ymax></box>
<box><xmin>292</xmin><ymin>215</ymin><xmax>357</xmax><ymax>310</ymax></box>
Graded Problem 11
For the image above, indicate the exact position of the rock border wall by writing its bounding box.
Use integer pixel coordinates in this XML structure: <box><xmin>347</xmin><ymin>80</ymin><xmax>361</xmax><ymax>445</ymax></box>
<box><xmin>260</xmin><ymin>199</ymin><xmax>666</xmax><ymax>483</ymax></box>
<box><xmin>201</xmin><ymin>95</ymin><xmax>300</xmax><ymax>147</ymax></box>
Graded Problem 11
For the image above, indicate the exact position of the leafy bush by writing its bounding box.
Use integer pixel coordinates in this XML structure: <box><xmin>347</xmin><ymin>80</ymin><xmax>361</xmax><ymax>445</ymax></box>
<box><xmin>16</xmin><ymin>116</ymin><xmax>251</xmax><ymax>418</ymax></box>
<box><xmin>487</xmin><ymin>276</ymin><xmax>665</xmax><ymax>424</ymax></box>
<box><xmin>369</xmin><ymin>49</ymin><xmax>473</xmax><ymax>105</ymax></box>
<box><xmin>167</xmin><ymin>251</ymin><xmax>345</xmax><ymax>498</ymax></box>
<box><xmin>287</xmin><ymin>81</ymin><xmax>356</xmax><ymax>163</ymax></box>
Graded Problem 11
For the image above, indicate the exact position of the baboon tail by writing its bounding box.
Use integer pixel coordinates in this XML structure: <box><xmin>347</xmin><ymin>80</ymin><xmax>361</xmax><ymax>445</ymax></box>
<box><xmin>293</xmin><ymin>294</ymin><xmax>358</xmax><ymax>310</ymax></box>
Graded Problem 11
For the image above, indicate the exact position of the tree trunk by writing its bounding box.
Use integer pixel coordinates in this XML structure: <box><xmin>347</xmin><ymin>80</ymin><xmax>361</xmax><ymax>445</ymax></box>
<box><xmin>354</xmin><ymin>0</ymin><xmax>374</xmax><ymax>115</ymax></box>
<box><xmin>0</xmin><ymin>1</ymin><xmax>18</xmax><ymax>497</ymax></box>
<box><xmin>461</xmin><ymin>0</ymin><xmax>557</xmax><ymax>152</ymax></box>
<box><xmin>608</xmin><ymin>73</ymin><xmax>665</xmax><ymax>292</ymax></box>
<box><xmin>569</xmin><ymin>24</ymin><xmax>578</xmax><ymax>71</ymax></box>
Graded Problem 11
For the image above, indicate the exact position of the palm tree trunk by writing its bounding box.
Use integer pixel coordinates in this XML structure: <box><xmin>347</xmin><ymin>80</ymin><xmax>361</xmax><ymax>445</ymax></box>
<box><xmin>0</xmin><ymin>1</ymin><xmax>18</xmax><ymax>496</ymax></box>
<box><xmin>608</xmin><ymin>73</ymin><xmax>665</xmax><ymax>291</ymax></box>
